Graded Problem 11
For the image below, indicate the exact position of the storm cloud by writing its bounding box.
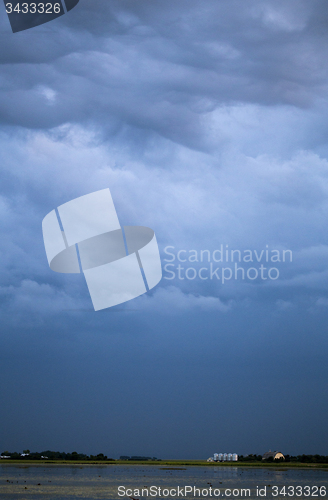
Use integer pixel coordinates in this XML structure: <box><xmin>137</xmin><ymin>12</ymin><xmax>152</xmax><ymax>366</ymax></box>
<box><xmin>0</xmin><ymin>0</ymin><xmax>328</xmax><ymax>458</ymax></box>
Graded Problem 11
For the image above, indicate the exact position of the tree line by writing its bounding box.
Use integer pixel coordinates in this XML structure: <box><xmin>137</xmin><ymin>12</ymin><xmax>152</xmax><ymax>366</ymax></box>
<box><xmin>239</xmin><ymin>454</ymin><xmax>328</xmax><ymax>463</ymax></box>
<box><xmin>0</xmin><ymin>450</ymin><xmax>113</xmax><ymax>461</ymax></box>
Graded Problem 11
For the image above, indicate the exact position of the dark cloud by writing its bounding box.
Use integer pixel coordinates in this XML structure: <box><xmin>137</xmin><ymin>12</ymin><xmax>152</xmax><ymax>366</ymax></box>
<box><xmin>1</xmin><ymin>0</ymin><xmax>328</xmax><ymax>147</ymax></box>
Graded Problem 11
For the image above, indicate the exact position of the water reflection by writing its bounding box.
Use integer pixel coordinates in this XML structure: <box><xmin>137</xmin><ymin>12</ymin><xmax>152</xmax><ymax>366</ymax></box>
<box><xmin>0</xmin><ymin>465</ymin><xmax>327</xmax><ymax>500</ymax></box>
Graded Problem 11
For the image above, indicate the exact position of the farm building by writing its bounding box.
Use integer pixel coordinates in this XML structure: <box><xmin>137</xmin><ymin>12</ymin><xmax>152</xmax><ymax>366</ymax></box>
<box><xmin>262</xmin><ymin>451</ymin><xmax>285</xmax><ymax>460</ymax></box>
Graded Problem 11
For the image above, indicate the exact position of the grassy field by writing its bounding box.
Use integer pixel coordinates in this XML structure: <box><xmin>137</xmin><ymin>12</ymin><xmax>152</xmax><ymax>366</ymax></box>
<box><xmin>1</xmin><ymin>459</ymin><xmax>328</xmax><ymax>468</ymax></box>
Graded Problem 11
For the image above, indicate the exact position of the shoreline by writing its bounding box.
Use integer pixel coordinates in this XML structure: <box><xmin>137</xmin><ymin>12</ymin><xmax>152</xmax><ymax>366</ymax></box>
<box><xmin>0</xmin><ymin>460</ymin><xmax>328</xmax><ymax>469</ymax></box>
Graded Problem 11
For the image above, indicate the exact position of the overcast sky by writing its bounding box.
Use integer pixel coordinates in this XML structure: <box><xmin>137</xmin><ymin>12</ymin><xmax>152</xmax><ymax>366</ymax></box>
<box><xmin>1</xmin><ymin>0</ymin><xmax>328</xmax><ymax>459</ymax></box>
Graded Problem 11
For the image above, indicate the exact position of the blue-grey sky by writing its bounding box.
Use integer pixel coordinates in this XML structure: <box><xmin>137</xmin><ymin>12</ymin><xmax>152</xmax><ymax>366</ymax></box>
<box><xmin>1</xmin><ymin>0</ymin><xmax>328</xmax><ymax>459</ymax></box>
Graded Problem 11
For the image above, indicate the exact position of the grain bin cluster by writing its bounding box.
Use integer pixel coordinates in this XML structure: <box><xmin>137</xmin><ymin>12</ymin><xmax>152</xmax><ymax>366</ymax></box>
<box><xmin>207</xmin><ymin>453</ymin><xmax>238</xmax><ymax>462</ymax></box>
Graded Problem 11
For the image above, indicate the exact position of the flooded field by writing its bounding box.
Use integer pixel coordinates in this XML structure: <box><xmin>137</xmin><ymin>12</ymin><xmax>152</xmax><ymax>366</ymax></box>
<box><xmin>0</xmin><ymin>464</ymin><xmax>327</xmax><ymax>500</ymax></box>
